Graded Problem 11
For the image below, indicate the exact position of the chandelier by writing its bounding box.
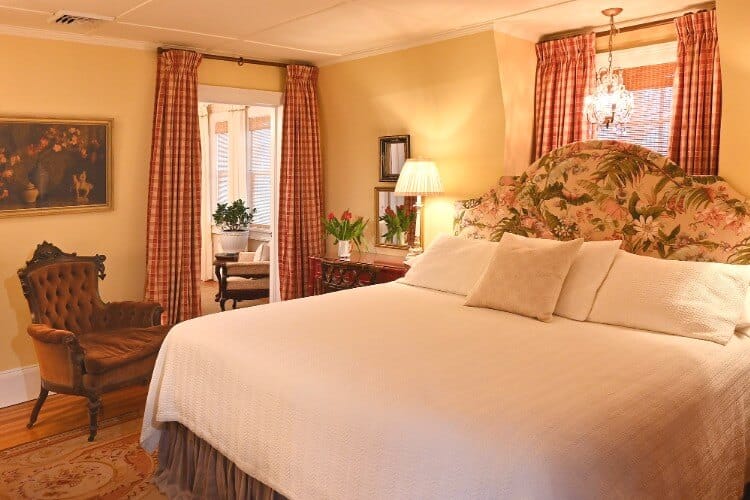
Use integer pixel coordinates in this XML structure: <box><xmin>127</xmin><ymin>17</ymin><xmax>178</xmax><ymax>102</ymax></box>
<box><xmin>584</xmin><ymin>7</ymin><xmax>634</xmax><ymax>132</ymax></box>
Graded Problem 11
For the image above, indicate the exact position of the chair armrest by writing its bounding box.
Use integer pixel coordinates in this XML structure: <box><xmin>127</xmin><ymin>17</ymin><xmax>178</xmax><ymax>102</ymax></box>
<box><xmin>226</xmin><ymin>262</ymin><xmax>270</xmax><ymax>276</ymax></box>
<box><xmin>27</xmin><ymin>324</ymin><xmax>83</xmax><ymax>389</ymax></box>
<box><xmin>103</xmin><ymin>301</ymin><xmax>163</xmax><ymax>329</ymax></box>
<box><xmin>27</xmin><ymin>323</ymin><xmax>76</xmax><ymax>344</ymax></box>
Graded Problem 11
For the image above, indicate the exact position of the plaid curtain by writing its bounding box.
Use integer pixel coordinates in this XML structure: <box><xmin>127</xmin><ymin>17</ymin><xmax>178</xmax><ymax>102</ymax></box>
<box><xmin>533</xmin><ymin>33</ymin><xmax>595</xmax><ymax>160</ymax></box>
<box><xmin>145</xmin><ymin>50</ymin><xmax>203</xmax><ymax>323</ymax></box>
<box><xmin>669</xmin><ymin>10</ymin><xmax>722</xmax><ymax>175</ymax></box>
<box><xmin>278</xmin><ymin>65</ymin><xmax>324</xmax><ymax>300</ymax></box>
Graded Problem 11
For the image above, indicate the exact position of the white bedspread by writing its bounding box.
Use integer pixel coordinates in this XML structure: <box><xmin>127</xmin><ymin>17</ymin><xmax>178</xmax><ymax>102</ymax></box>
<box><xmin>142</xmin><ymin>282</ymin><xmax>750</xmax><ymax>499</ymax></box>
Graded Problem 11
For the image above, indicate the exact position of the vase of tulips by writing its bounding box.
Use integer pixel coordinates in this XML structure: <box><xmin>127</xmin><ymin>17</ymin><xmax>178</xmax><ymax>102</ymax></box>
<box><xmin>379</xmin><ymin>204</ymin><xmax>417</xmax><ymax>246</ymax></box>
<box><xmin>323</xmin><ymin>209</ymin><xmax>368</xmax><ymax>259</ymax></box>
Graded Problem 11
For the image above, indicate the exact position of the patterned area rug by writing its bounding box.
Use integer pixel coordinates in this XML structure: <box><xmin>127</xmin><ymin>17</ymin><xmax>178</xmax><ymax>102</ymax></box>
<box><xmin>0</xmin><ymin>414</ymin><xmax>164</xmax><ymax>499</ymax></box>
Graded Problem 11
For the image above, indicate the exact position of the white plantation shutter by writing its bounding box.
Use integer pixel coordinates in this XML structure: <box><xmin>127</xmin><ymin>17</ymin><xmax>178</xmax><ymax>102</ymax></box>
<box><xmin>247</xmin><ymin>117</ymin><xmax>273</xmax><ymax>227</ymax></box>
<box><xmin>215</xmin><ymin>121</ymin><xmax>230</xmax><ymax>204</ymax></box>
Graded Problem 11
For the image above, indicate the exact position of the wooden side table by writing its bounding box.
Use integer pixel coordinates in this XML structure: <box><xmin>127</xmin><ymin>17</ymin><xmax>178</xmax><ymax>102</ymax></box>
<box><xmin>213</xmin><ymin>252</ymin><xmax>238</xmax><ymax>300</ymax></box>
<box><xmin>308</xmin><ymin>252</ymin><xmax>408</xmax><ymax>296</ymax></box>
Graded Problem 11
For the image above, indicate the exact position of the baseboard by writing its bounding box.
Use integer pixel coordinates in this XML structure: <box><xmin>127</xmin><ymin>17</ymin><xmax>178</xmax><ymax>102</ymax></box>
<box><xmin>0</xmin><ymin>364</ymin><xmax>41</xmax><ymax>408</ymax></box>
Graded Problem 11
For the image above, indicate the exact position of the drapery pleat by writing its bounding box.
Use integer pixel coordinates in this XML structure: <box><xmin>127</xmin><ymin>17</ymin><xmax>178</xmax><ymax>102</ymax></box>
<box><xmin>533</xmin><ymin>33</ymin><xmax>596</xmax><ymax>159</ymax></box>
<box><xmin>668</xmin><ymin>10</ymin><xmax>722</xmax><ymax>175</ymax></box>
<box><xmin>278</xmin><ymin>65</ymin><xmax>324</xmax><ymax>300</ymax></box>
<box><xmin>155</xmin><ymin>422</ymin><xmax>287</xmax><ymax>499</ymax></box>
<box><xmin>145</xmin><ymin>49</ymin><xmax>203</xmax><ymax>323</ymax></box>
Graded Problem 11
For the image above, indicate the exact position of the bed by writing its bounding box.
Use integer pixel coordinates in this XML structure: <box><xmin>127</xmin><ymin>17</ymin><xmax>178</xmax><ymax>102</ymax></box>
<box><xmin>142</xmin><ymin>140</ymin><xmax>750</xmax><ymax>499</ymax></box>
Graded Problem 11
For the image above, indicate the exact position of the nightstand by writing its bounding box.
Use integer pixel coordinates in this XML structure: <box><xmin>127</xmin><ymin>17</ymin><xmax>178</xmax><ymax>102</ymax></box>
<box><xmin>308</xmin><ymin>252</ymin><xmax>408</xmax><ymax>296</ymax></box>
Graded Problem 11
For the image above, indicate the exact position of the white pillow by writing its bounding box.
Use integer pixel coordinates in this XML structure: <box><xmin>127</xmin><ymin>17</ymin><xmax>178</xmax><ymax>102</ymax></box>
<box><xmin>499</xmin><ymin>233</ymin><xmax>622</xmax><ymax>321</ymax></box>
<box><xmin>401</xmin><ymin>235</ymin><xmax>497</xmax><ymax>295</ymax></box>
<box><xmin>465</xmin><ymin>235</ymin><xmax>583</xmax><ymax>322</ymax></box>
<box><xmin>254</xmin><ymin>243</ymin><xmax>270</xmax><ymax>262</ymax></box>
<box><xmin>588</xmin><ymin>251</ymin><xmax>749</xmax><ymax>345</ymax></box>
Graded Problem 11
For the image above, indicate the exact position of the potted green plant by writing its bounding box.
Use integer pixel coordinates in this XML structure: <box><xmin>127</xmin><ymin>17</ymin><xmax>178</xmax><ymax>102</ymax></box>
<box><xmin>213</xmin><ymin>199</ymin><xmax>256</xmax><ymax>253</ymax></box>
<box><xmin>323</xmin><ymin>209</ymin><xmax>368</xmax><ymax>259</ymax></box>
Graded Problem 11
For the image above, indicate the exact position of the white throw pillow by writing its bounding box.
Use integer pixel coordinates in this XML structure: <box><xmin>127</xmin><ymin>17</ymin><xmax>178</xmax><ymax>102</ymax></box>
<box><xmin>401</xmin><ymin>234</ymin><xmax>497</xmax><ymax>295</ymax></box>
<box><xmin>465</xmin><ymin>234</ymin><xmax>583</xmax><ymax>321</ymax></box>
<box><xmin>254</xmin><ymin>243</ymin><xmax>270</xmax><ymax>262</ymax></box>
<box><xmin>499</xmin><ymin>233</ymin><xmax>622</xmax><ymax>321</ymax></box>
<box><xmin>588</xmin><ymin>251</ymin><xmax>749</xmax><ymax>345</ymax></box>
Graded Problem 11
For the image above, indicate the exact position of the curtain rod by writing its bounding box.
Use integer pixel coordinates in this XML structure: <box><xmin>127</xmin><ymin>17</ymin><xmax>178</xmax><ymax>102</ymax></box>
<box><xmin>541</xmin><ymin>4</ymin><xmax>715</xmax><ymax>43</ymax></box>
<box><xmin>157</xmin><ymin>47</ymin><xmax>288</xmax><ymax>68</ymax></box>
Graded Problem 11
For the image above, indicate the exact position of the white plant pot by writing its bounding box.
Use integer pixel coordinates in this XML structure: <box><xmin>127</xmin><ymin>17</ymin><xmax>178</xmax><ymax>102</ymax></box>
<box><xmin>337</xmin><ymin>240</ymin><xmax>352</xmax><ymax>259</ymax></box>
<box><xmin>220</xmin><ymin>230</ymin><xmax>250</xmax><ymax>253</ymax></box>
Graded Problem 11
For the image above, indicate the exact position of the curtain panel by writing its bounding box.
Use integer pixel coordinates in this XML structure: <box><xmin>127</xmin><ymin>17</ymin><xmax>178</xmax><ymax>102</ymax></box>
<box><xmin>533</xmin><ymin>33</ymin><xmax>596</xmax><ymax>160</ymax></box>
<box><xmin>278</xmin><ymin>65</ymin><xmax>324</xmax><ymax>301</ymax></box>
<box><xmin>145</xmin><ymin>49</ymin><xmax>203</xmax><ymax>323</ymax></box>
<box><xmin>669</xmin><ymin>10</ymin><xmax>722</xmax><ymax>175</ymax></box>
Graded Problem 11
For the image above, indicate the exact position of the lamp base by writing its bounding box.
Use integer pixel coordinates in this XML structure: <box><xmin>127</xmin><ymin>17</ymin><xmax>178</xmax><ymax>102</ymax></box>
<box><xmin>404</xmin><ymin>245</ymin><xmax>424</xmax><ymax>260</ymax></box>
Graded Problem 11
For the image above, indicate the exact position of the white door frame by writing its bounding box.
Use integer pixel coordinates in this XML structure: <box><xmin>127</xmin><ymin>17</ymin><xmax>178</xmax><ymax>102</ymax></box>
<box><xmin>198</xmin><ymin>84</ymin><xmax>284</xmax><ymax>302</ymax></box>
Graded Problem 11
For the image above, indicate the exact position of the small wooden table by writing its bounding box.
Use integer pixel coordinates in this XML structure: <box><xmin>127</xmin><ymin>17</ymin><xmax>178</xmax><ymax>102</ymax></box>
<box><xmin>213</xmin><ymin>252</ymin><xmax>238</xmax><ymax>300</ymax></box>
<box><xmin>308</xmin><ymin>252</ymin><xmax>409</xmax><ymax>296</ymax></box>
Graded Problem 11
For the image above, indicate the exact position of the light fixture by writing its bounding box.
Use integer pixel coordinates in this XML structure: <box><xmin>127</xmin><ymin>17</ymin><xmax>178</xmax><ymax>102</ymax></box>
<box><xmin>583</xmin><ymin>7</ymin><xmax>634</xmax><ymax>133</ymax></box>
<box><xmin>394</xmin><ymin>159</ymin><xmax>443</xmax><ymax>259</ymax></box>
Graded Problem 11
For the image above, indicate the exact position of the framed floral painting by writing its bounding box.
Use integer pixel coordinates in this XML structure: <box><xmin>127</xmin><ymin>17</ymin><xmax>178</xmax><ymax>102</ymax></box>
<box><xmin>0</xmin><ymin>117</ymin><xmax>112</xmax><ymax>217</ymax></box>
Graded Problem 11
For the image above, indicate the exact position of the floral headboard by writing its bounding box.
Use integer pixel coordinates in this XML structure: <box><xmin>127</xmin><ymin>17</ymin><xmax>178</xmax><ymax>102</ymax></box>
<box><xmin>455</xmin><ymin>140</ymin><xmax>750</xmax><ymax>264</ymax></box>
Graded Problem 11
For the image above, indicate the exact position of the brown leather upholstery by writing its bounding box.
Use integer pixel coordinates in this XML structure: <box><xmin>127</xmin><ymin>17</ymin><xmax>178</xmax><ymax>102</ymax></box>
<box><xmin>27</xmin><ymin>261</ymin><xmax>104</xmax><ymax>333</ymax></box>
<box><xmin>78</xmin><ymin>325</ymin><xmax>169</xmax><ymax>374</ymax></box>
<box><xmin>18</xmin><ymin>242</ymin><xmax>171</xmax><ymax>441</ymax></box>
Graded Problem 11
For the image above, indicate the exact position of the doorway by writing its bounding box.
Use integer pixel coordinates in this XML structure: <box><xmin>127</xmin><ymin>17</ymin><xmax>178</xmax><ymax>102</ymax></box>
<box><xmin>197</xmin><ymin>85</ymin><xmax>283</xmax><ymax>305</ymax></box>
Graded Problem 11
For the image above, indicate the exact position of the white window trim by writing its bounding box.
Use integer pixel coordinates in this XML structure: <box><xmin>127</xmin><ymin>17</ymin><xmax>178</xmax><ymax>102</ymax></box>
<box><xmin>198</xmin><ymin>85</ymin><xmax>283</xmax><ymax>107</ymax></box>
<box><xmin>198</xmin><ymin>84</ymin><xmax>283</xmax><ymax>302</ymax></box>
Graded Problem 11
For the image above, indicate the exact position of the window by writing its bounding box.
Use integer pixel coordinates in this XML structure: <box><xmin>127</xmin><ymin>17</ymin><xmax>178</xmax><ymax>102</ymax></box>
<box><xmin>247</xmin><ymin>114</ymin><xmax>273</xmax><ymax>227</ymax></box>
<box><xmin>594</xmin><ymin>42</ymin><xmax>676</xmax><ymax>156</ymax></box>
<box><xmin>203</xmin><ymin>105</ymin><xmax>276</xmax><ymax>230</ymax></box>
<box><xmin>214</xmin><ymin>120</ymin><xmax>230</xmax><ymax>205</ymax></box>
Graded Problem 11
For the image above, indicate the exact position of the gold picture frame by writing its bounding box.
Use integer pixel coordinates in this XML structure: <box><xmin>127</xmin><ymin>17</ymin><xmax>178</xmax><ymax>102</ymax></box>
<box><xmin>0</xmin><ymin>116</ymin><xmax>113</xmax><ymax>218</ymax></box>
<box><xmin>374</xmin><ymin>186</ymin><xmax>423</xmax><ymax>250</ymax></box>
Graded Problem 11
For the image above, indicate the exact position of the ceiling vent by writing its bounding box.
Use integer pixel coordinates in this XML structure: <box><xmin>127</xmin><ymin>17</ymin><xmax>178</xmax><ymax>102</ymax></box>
<box><xmin>48</xmin><ymin>10</ymin><xmax>114</xmax><ymax>26</ymax></box>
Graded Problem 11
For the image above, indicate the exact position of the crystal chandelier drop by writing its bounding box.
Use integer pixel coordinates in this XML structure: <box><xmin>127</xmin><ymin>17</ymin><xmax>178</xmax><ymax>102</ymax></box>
<box><xmin>584</xmin><ymin>7</ymin><xmax>634</xmax><ymax>133</ymax></box>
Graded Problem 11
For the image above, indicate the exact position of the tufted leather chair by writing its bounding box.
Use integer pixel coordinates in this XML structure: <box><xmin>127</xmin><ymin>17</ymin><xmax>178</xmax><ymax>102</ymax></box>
<box><xmin>18</xmin><ymin>242</ymin><xmax>171</xmax><ymax>441</ymax></box>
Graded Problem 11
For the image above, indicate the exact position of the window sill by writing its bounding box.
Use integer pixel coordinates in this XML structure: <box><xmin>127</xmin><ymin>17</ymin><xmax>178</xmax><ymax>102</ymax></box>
<box><xmin>249</xmin><ymin>226</ymin><xmax>272</xmax><ymax>241</ymax></box>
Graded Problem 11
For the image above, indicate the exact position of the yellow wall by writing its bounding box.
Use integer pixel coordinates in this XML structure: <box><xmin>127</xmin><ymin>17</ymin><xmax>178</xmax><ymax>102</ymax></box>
<box><xmin>0</xmin><ymin>35</ymin><xmax>284</xmax><ymax>373</ymax></box>
<box><xmin>319</xmin><ymin>31</ymin><xmax>506</xmax><ymax>254</ymax></box>
<box><xmin>494</xmin><ymin>31</ymin><xmax>536</xmax><ymax>175</ymax></box>
<box><xmin>320</xmin><ymin>4</ymin><xmax>750</xmax><ymax>256</ymax></box>
<box><xmin>717</xmin><ymin>0</ymin><xmax>750</xmax><ymax>194</ymax></box>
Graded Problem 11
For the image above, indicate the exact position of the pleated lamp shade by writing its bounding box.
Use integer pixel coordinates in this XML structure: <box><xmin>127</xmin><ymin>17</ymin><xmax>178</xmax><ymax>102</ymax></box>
<box><xmin>394</xmin><ymin>159</ymin><xmax>444</xmax><ymax>196</ymax></box>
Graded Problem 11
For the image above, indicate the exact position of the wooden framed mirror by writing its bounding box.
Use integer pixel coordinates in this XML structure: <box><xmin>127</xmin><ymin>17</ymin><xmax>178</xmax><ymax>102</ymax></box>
<box><xmin>379</xmin><ymin>135</ymin><xmax>410</xmax><ymax>182</ymax></box>
<box><xmin>374</xmin><ymin>187</ymin><xmax>422</xmax><ymax>250</ymax></box>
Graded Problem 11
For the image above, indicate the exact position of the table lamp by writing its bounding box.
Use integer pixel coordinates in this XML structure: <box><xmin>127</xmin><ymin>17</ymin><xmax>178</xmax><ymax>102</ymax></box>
<box><xmin>394</xmin><ymin>159</ymin><xmax>443</xmax><ymax>258</ymax></box>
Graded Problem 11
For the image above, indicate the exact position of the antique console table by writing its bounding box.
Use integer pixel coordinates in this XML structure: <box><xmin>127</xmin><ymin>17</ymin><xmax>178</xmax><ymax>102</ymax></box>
<box><xmin>308</xmin><ymin>252</ymin><xmax>409</xmax><ymax>296</ymax></box>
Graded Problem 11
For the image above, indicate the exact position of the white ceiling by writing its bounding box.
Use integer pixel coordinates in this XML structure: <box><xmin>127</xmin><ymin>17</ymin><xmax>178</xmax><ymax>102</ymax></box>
<box><xmin>0</xmin><ymin>0</ymin><xmax>705</xmax><ymax>65</ymax></box>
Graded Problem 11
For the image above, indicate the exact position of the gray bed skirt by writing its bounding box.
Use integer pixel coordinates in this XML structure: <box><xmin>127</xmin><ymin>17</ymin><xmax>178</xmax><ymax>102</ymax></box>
<box><xmin>155</xmin><ymin>421</ymin><xmax>288</xmax><ymax>500</ymax></box>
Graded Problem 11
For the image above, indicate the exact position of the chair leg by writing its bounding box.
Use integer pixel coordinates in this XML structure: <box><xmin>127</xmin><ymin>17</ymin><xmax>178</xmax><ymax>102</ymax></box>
<box><xmin>87</xmin><ymin>395</ymin><xmax>101</xmax><ymax>442</ymax></box>
<box><xmin>220</xmin><ymin>299</ymin><xmax>227</xmax><ymax>311</ymax></box>
<box><xmin>232</xmin><ymin>299</ymin><xmax>237</xmax><ymax>309</ymax></box>
<box><xmin>27</xmin><ymin>387</ymin><xmax>49</xmax><ymax>429</ymax></box>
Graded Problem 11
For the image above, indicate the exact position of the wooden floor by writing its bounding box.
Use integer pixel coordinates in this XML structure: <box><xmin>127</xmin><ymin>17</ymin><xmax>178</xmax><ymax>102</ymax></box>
<box><xmin>0</xmin><ymin>385</ymin><xmax>149</xmax><ymax>450</ymax></box>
